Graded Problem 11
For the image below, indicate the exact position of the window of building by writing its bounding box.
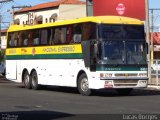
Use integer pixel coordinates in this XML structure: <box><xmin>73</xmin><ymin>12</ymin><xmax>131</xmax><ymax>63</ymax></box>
<box><xmin>36</xmin><ymin>15</ymin><xmax>43</xmax><ymax>24</ymax></box>
<box><xmin>45</xmin><ymin>18</ymin><xmax>48</xmax><ymax>23</ymax></box>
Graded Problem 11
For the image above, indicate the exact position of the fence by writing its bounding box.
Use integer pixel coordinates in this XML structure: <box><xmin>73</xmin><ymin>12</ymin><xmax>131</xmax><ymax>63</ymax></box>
<box><xmin>150</xmin><ymin>59</ymin><xmax>160</xmax><ymax>85</ymax></box>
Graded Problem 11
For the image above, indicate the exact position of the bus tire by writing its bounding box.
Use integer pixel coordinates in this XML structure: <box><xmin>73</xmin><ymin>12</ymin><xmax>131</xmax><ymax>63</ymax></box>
<box><xmin>23</xmin><ymin>71</ymin><xmax>31</xmax><ymax>89</ymax></box>
<box><xmin>78</xmin><ymin>73</ymin><xmax>92</xmax><ymax>96</ymax></box>
<box><xmin>116</xmin><ymin>88</ymin><xmax>133</xmax><ymax>96</ymax></box>
<box><xmin>31</xmin><ymin>71</ymin><xmax>40</xmax><ymax>90</ymax></box>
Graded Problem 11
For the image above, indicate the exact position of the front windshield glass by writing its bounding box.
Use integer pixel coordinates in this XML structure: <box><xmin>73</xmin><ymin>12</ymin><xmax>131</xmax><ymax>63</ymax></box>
<box><xmin>126</xmin><ymin>42</ymin><xmax>147</xmax><ymax>64</ymax></box>
<box><xmin>100</xmin><ymin>24</ymin><xmax>145</xmax><ymax>40</ymax></box>
<box><xmin>97</xmin><ymin>24</ymin><xmax>147</xmax><ymax>65</ymax></box>
<box><xmin>98</xmin><ymin>41</ymin><xmax>125</xmax><ymax>65</ymax></box>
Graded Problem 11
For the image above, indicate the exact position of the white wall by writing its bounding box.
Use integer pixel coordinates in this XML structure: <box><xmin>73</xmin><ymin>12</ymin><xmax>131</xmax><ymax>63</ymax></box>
<box><xmin>1</xmin><ymin>35</ymin><xmax>7</xmax><ymax>49</ymax></box>
<box><xmin>14</xmin><ymin>4</ymin><xmax>86</xmax><ymax>25</ymax></box>
<box><xmin>14</xmin><ymin>9</ymin><xmax>59</xmax><ymax>25</ymax></box>
<box><xmin>59</xmin><ymin>4</ymin><xmax>86</xmax><ymax>20</ymax></box>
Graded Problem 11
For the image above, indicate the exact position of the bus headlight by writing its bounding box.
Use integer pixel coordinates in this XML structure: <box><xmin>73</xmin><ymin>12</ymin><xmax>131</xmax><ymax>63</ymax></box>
<box><xmin>139</xmin><ymin>80</ymin><xmax>147</xmax><ymax>84</ymax></box>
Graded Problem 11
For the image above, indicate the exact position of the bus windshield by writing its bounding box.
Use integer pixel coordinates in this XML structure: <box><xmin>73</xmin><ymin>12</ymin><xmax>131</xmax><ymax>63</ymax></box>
<box><xmin>99</xmin><ymin>24</ymin><xmax>145</xmax><ymax>40</ymax></box>
<box><xmin>97</xmin><ymin>24</ymin><xmax>147</xmax><ymax>65</ymax></box>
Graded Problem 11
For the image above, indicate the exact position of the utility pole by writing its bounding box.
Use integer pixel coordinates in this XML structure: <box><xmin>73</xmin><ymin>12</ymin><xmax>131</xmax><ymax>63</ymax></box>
<box><xmin>12</xmin><ymin>5</ymin><xmax>31</xmax><ymax>23</ymax></box>
<box><xmin>0</xmin><ymin>0</ymin><xmax>13</xmax><ymax>50</ymax></box>
<box><xmin>86</xmin><ymin>0</ymin><xmax>93</xmax><ymax>16</ymax></box>
<box><xmin>149</xmin><ymin>8</ymin><xmax>160</xmax><ymax>63</ymax></box>
<box><xmin>145</xmin><ymin>0</ymin><xmax>151</xmax><ymax>83</ymax></box>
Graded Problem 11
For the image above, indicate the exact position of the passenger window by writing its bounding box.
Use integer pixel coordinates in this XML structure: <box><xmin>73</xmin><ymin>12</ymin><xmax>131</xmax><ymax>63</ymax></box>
<box><xmin>21</xmin><ymin>31</ymin><xmax>33</xmax><ymax>47</ymax></box>
<box><xmin>66</xmin><ymin>25</ymin><xmax>73</xmax><ymax>44</ymax></box>
<box><xmin>73</xmin><ymin>24</ymin><xmax>82</xmax><ymax>43</ymax></box>
<box><xmin>32</xmin><ymin>30</ymin><xmax>40</xmax><ymax>46</ymax></box>
<box><xmin>82</xmin><ymin>23</ymin><xmax>96</xmax><ymax>41</ymax></box>
<box><xmin>49</xmin><ymin>28</ymin><xmax>55</xmax><ymax>45</ymax></box>
<box><xmin>54</xmin><ymin>28</ymin><xmax>62</xmax><ymax>44</ymax></box>
<box><xmin>8</xmin><ymin>32</ymin><xmax>19</xmax><ymax>47</ymax></box>
<box><xmin>60</xmin><ymin>27</ymin><xmax>67</xmax><ymax>44</ymax></box>
<box><xmin>40</xmin><ymin>29</ymin><xmax>48</xmax><ymax>45</ymax></box>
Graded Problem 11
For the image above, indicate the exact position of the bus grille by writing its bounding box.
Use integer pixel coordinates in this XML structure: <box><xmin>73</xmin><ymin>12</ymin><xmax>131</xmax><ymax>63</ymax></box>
<box><xmin>115</xmin><ymin>73</ymin><xmax>137</xmax><ymax>77</ymax></box>
<box><xmin>114</xmin><ymin>80</ymin><xmax>138</xmax><ymax>86</ymax></box>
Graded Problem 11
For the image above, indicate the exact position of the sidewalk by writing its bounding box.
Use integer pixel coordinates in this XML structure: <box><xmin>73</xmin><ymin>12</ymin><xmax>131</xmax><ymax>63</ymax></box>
<box><xmin>147</xmin><ymin>85</ymin><xmax>160</xmax><ymax>90</ymax></box>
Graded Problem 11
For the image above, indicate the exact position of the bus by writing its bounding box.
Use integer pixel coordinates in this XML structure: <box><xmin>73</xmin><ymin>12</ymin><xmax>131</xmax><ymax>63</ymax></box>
<box><xmin>6</xmin><ymin>16</ymin><xmax>148</xmax><ymax>96</ymax></box>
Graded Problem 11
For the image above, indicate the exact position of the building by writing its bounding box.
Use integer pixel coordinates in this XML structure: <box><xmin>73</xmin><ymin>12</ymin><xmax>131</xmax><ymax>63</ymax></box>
<box><xmin>0</xmin><ymin>29</ymin><xmax>7</xmax><ymax>50</ymax></box>
<box><xmin>14</xmin><ymin>0</ymin><xmax>86</xmax><ymax>25</ymax></box>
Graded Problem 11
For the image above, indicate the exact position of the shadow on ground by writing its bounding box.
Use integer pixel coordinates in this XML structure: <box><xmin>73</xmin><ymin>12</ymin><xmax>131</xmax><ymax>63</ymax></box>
<box><xmin>0</xmin><ymin>111</ymin><xmax>124</xmax><ymax>120</ymax></box>
<box><xmin>0</xmin><ymin>110</ymin><xmax>74</xmax><ymax>120</ymax></box>
<box><xmin>1</xmin><ymin>75</ymin><xmax>160</xmax><ymax>97</ymax></box>
<box><xmin>17</xmin><ymin>84</ymin><xmax>160</xmax><ymax>97</ymax></box>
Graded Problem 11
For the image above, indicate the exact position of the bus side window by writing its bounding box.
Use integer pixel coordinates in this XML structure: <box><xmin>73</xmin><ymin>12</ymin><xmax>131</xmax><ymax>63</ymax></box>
<box><xmin>60</xmin><ymin>27</ymin><xmax>67</xmax><ymax>44</ymax></box>
<box><xmin>54</xmin><ymin>27</ymin><xmax>67</xmax><ymax>44</ymax></box>
<box><xmin>54</xmin><ymin>28</ymin><xmax>61</xmax><ymax>44</ymax></box>
<box><xmin>22</xmin><ymin>31</ymin><xmax>29</xmax><ymax>46</ymax></box>
<box><xmin>49</xmin><ymin>28</ymin><xmax>55</xmax><ymax>45</ymax></box>
<box><xmin>8</xmin><ymin>33</ymin><xmax>13</xmax><ymax>47</ymax></box>
<box><xmin>82</xmin><ymin>23</ymin><xmax>93</xmax><ymax>41</ymax></box>
<box><xmin>14</xmin><ymin>32</ymin><xmax>18</xmax><ymax>47</ymax></box>
<box><xmin>18</xmin><ymin>31</ymin><xmax>24</xmax><ymax>47</ymax></box>
<box><xmin>66</xmin><ymin>25</ymin><xmax>73</xmax><ymax>44</ymax></box>
<box><xmin>32</xmin><ymin>30</ymin><xmax>40</xmax><ymax>46</ymax></box>
<box><xmin>40</xmin><ymin>29</ymin><xmax>48</xmax><ymax>45</ymax></box>
<box><xmin>28</xmin><ymin>32</ymin><xmax>33</xmax><ymax>46</ymax></box>
<box><xmin>73</xmin><ymin>24</ymin><xmax>82</xmax><ymax>43</ymax></box>
<box><xmin>9</xmin><ymin>32</ymin><xmax>18</xmax><ymax>47</ymax></box>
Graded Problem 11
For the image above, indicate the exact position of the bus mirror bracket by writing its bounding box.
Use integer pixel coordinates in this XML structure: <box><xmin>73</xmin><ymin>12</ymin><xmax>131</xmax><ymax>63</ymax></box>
<box><xmin>81</xmin><ymin>41</ymin><xmax>91</xmax><ymax>68</ymax></box>
<box><xmin>81</xmin><ymin>40</ymin><xmax>97</xmax><ymax>71</ymax></box>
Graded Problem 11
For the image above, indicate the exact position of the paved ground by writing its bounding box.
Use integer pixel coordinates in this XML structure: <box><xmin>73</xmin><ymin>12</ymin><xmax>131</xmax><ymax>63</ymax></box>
<box><xmin>1</xmin><ymin>76</ymin><xmax>160</xmax><ymax>120</ymax></box>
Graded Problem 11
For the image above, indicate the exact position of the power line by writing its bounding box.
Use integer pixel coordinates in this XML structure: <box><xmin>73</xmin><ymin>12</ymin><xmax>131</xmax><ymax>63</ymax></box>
<box><xmin>12</xmin><ymin>5</ymin><xmax>31</xmax><ymax>21</ymax></box>
<box><xmin>0</xmin><ymin>0</ymin><xmax>12</xmax><ymax>3</ymax></box>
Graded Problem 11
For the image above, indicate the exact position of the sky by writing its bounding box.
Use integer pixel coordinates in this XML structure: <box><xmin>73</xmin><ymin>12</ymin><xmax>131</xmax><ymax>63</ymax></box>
<box><xmin>0</xmin><ymin>0</ymin><xmax>160</xmax><ymax>29</ymax></box>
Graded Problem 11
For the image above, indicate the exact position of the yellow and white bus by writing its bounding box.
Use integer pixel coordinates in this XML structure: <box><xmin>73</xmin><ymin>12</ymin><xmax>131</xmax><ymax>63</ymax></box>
<box><xmin>6</xmin><ymin>16</ymin><xmax>148</xmax><ymax>95</ymax></box>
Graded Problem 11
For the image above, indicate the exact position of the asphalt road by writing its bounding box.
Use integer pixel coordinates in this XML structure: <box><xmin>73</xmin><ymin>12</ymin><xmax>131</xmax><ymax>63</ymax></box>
<box><xmin>1</xmin><ymin>76</ymin><xmax>160</xmax><ymax>120</ymax></box>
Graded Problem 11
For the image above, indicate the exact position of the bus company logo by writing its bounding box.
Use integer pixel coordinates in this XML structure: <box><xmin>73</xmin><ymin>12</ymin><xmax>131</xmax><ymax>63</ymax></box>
<box><xmin>32</xmin><ymin>48</ymin><xmax>36</xmax><ymax>56</ymax></box>
<box><xmin>116</xmin><ymin>3</ymin><xmax>126</xmax><ymax>15</ymax></box>
<box><xmin>21</xmin><ymin>48</ymin><xmax>27</xmax><ymax>53</ymax></box>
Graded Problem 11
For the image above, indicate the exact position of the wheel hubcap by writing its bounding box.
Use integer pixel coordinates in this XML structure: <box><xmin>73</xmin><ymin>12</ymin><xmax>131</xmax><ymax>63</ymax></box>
<box><xmin>81</xmin><ymin>78</ymin><xmax>89</xmax><ymax>92</ymax></box>
<box><xmin>24</xmin><ymin>75</ymin><xmax>29</xmax><ymax>85</ymax></box>
<box><xmin>32</xmin><ymin>75</ymin><xmax>37</xmax><ymax>87</ymax></box>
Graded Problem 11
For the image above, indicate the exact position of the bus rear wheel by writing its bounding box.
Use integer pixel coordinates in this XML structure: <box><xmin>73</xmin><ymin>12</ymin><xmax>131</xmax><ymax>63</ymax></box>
<box><xmin>23</xmin><ymin>71</ymin><xmax>31</xmax><ymax>89</ymax></box>
<box><xmin>31</xmin><ymin>71</ymin><xmax>40</xmax><ymax>90</ymax></box>
<box><xmin>78</xmin><ymin>73</ymin><xmax>92</xmax><ymax>96</ymax></box>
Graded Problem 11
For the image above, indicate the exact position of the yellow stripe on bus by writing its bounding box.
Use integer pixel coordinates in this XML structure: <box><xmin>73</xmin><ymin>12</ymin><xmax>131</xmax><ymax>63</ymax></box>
<box><xmin>6</xmin><ymin>44</ymin><xmax>82</xmax><ymax>56</ymax></box>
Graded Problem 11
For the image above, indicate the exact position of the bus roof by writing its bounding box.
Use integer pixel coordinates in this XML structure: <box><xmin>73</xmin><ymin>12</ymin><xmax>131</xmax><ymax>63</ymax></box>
<box><xmin>8</xmin><ymin>16</ymin><xmax>144</xmax><ymax>32</ymax></box>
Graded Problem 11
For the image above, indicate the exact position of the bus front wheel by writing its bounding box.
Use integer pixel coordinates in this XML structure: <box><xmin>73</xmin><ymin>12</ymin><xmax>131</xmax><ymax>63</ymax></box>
<box><xmin>78</xmin><ymin>73</ymin><xmax>92</xmax><ymax>96</ymax></box>
<box><xmin>31</xmin><ymin>71</ymin><xmax>40</xmax><ymax>90</ymax></box>
<box><xmin>23</xmin><ymin>71</ymin><xmax>31</xmax><ymax>89</ymax></box>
